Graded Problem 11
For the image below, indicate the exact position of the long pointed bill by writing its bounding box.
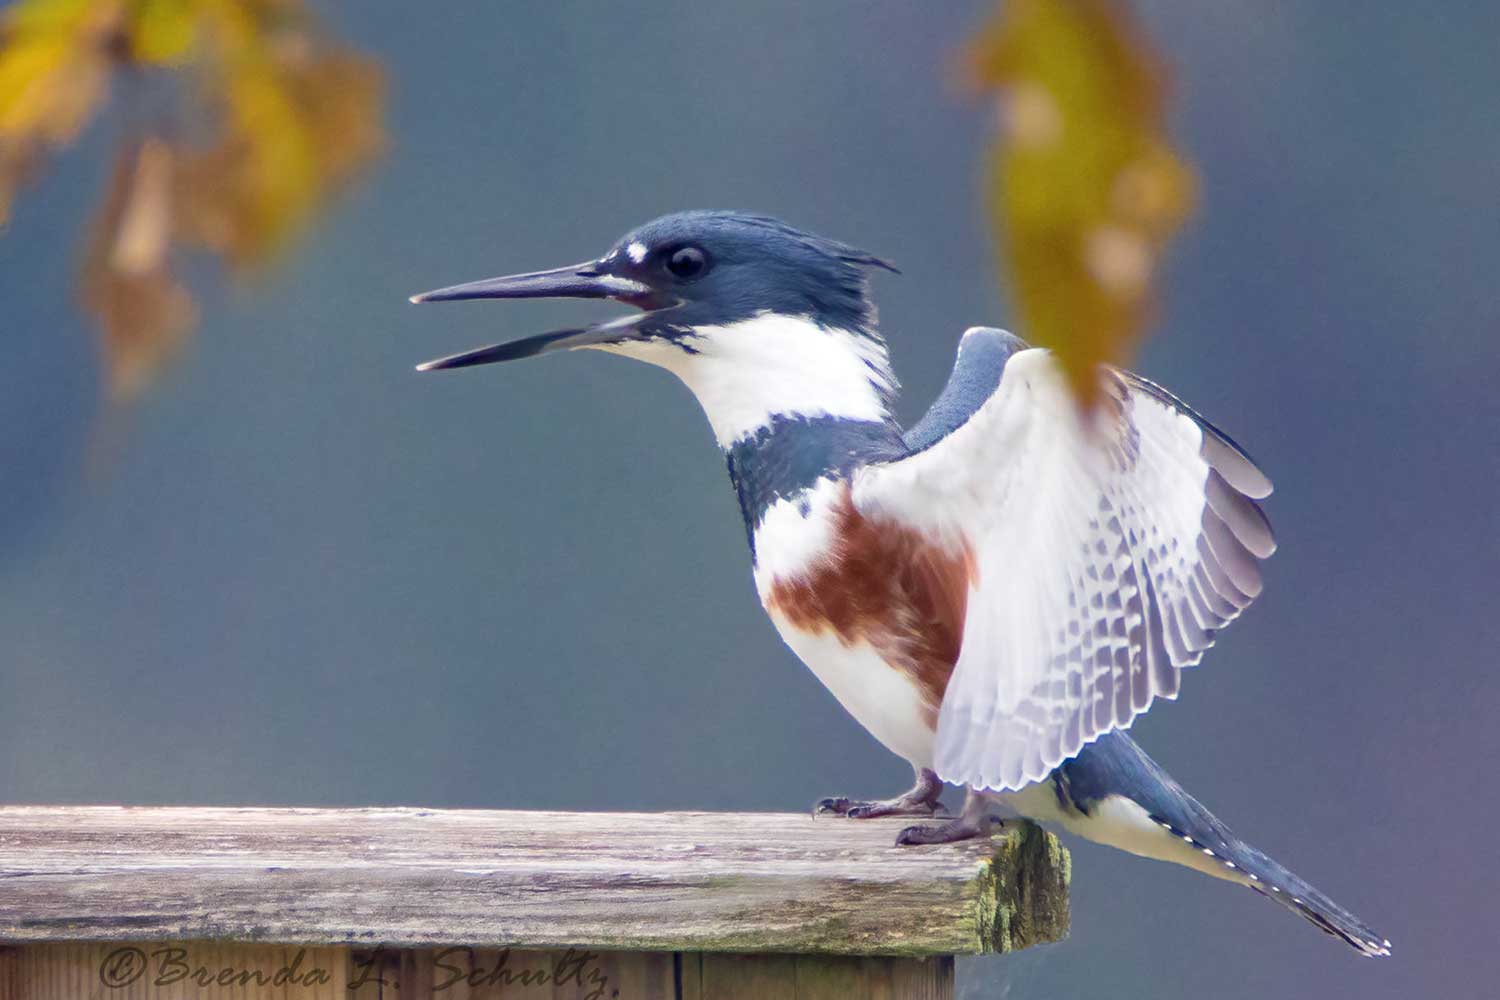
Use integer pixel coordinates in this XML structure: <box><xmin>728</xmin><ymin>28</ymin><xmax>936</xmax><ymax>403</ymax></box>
<box><xmin>410</xmin><ymin>260</ymin><xmax>670</xmax><ymax>372</ymax></box>
<box><xmin>408</xmin><ymin>262</ymin><xmax>649</xmax><ymax>304</ymax></box>
<box><xmin>414</xmin><ymin>315</ymin><xmax>646</xmax><ymax>372</ymax></box>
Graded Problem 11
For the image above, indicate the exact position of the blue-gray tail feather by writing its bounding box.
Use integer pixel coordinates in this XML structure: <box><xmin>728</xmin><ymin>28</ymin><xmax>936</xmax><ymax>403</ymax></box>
<box><xmin>1060</xmin><ymin>732</ymin><xmax>1391</xmax><ymax>957</ymax></box>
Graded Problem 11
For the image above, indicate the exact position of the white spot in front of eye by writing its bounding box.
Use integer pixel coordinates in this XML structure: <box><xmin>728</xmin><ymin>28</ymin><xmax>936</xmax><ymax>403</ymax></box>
<box><xmin>627</xmin><ymin>242</ymin><xmax>647</xmax><ymax>263</ymax></box>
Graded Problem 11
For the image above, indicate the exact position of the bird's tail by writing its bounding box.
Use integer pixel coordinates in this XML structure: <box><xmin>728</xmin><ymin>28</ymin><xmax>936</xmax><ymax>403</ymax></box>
<box><xmin>1031</xmin><ymin>731</ymin><xmax>1391</xmax><ymax>957</ymax></box>
<box><xmin>1216</xmin><ymin>834</ymin><xmax>1391</xmax><ymax>957</ymax></box>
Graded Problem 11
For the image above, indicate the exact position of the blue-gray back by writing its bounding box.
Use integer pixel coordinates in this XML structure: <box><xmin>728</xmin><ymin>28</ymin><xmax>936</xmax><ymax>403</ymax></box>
<box><xmin>903</xmin><ymin>328</ymin><xmax>1028</xmax><ymax>454</ymax></box>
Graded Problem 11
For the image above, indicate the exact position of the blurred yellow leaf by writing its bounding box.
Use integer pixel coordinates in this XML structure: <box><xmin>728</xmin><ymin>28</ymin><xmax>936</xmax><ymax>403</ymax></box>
<box><xmin>0</xmin><ymin>0</ymin><xmax>119</xmax><ymax>221</ymax></box>
<box><xmin>0</xmin><ymin>0</ymin><xmax>384</xmax><ymax>399</ymax></box>
<box><xmin>179</xmin><ymin>59</ymin><xmax>322</xmax><ymax>267</ymax></box>
<box><xmin>81</xmin><ymin>137</ymin><xmax>196</xmax><ymax>400</ymax></box>
<box><xmin>968</xmin><ymin>0</ymin><xmax>1195</xmax><ymax>406</ymax></box>
<box><xmin>0</xmin><ymin>0</ymin><xmax>115</xmax><ymax>138</ymax></box>
<box><xmin>176</xmin><ymin>5</ymin><xmax>384</xmax><ymax>269</ymax></box>
<box><xmin>297</xmin><ymin>49</ymin><xmax>384</xmax><ymax>187</ymax></box>
<box><xmin>126</xmin><ymin>0</ymin><xmax>199</xmax><ymax>66</ymax></box>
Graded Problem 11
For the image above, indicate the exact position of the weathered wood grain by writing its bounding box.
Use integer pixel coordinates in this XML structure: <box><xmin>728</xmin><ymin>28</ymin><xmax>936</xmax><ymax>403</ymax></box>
<box><xmin>0</xmin><ymin>943</ymin><xmax>954</xmax><ymax>999</ymax></box>
<box><xmin>0</xmin><ymin>807</ymin><xmax>1068</xmax><ymax>957</ymax></box>
<box><xmin>26</xmin><ymin>943</ymin><xmax>351</xmax><ymax>1000</ymax></box>
<box><xmin>689</xmin><ymin>953</ymin><xmax>953</xmax><ymax>1000</ymax></box>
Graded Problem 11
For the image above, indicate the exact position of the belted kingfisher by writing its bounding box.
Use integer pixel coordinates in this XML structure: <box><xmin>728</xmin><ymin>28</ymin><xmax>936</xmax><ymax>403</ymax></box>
<box><xmin>411</xmin><ymin>210</ymin><xmax>1388</xmax><ymax>957</ymax></box>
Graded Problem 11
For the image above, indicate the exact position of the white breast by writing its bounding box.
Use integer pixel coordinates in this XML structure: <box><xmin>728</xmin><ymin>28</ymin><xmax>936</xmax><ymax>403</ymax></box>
<box><xmin>763</xmin><ymin>613</ymin><xmax>938</xmax><ymax>767</ymax></box>
<box><xmin>752</xmin><ymin>481</ymin><xmax>937</xmax><ymax>767</ymax></box>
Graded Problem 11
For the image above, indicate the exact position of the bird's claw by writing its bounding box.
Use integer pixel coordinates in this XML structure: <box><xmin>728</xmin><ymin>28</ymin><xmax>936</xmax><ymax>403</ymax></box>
<box><xmin>814</xmin><ymin>796</ymin><xmax>941</xmax><ymax>818</ymax></box>
<box><xmin>895</xmin><ymin>813</ymin><xmax>1004</xmax><ymax>846</ymax></box>
<box><xmin>846</xmin><ymin>800</ymin><xmax>943</xmax><ymax>819</ymax></box>
<box><xmin>813</xmin><ymin>769</ymin><xmax>947</xmax><ymax>820</ymax></box>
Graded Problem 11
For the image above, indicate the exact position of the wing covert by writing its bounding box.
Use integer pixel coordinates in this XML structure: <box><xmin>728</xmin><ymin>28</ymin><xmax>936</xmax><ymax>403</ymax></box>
<box><xmin>853</xmin><ymin>347</ymin><xmax>1274</xmax><ymax>791</ymax></box>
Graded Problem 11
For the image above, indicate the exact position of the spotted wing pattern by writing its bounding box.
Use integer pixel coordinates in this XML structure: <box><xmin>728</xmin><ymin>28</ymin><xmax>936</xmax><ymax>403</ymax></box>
<box><xmin>853</xmin><ymin>346</ymin><xmax>1274</xmax><ymax>791</ymax></box>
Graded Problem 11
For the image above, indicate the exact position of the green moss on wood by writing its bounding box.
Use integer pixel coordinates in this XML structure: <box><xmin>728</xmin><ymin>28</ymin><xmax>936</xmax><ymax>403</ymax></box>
<box><xmin>975</xmin><ymin>821</ymin><xmax>1071</xmax><ymax>953</ymax></box>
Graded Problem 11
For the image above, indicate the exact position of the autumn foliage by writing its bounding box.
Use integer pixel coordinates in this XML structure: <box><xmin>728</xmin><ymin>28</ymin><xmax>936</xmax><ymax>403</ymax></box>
<box><xmin>967</xmin><ymin>0</ymin><xmax>1194</xmax><ymax>407</ymax></box>
<box><xmin>0</xmin><ymin>0</ymin><xmax>384</xmax><ymax>399</ymax></box>
<box><xmin>2</xmin><ymin>1</ymin><xmax>1189</xmax><ymax>412</ymax></box>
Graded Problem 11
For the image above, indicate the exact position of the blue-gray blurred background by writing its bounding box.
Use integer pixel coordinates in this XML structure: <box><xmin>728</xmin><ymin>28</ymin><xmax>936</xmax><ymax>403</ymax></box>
<box><xmin>2</xmin><ymin>3</ymin><xmax>1496</xmax><ymax>997</ymax></box>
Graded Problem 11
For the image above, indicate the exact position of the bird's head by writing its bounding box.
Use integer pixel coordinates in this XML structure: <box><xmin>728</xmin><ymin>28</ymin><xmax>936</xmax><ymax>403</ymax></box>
<box><xmin>411</xmin><ymin>210</ymin><xmax>900</xmax><ymax>446</ymax></box>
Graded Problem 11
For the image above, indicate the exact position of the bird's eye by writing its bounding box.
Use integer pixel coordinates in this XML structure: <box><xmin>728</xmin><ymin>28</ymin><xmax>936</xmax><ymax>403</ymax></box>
<box><xmin>666</xmin><ymin>246</ymin><xmax>709</xmax><ymax>280</ymax></box>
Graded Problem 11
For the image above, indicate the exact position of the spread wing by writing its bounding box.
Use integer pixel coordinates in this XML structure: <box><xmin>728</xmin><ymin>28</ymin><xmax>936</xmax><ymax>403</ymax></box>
<box><xmin>853</xmin><ymin>336</ymin><xmax>1274</xmax><ymax>791</ymax></box>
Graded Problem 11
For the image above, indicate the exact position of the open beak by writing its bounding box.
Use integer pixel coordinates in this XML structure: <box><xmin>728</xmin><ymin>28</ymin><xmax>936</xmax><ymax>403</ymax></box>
<box><xmin>409</xmin><ymin>261</ymin><xmax>664</xmax><ymax>371</ymax></box>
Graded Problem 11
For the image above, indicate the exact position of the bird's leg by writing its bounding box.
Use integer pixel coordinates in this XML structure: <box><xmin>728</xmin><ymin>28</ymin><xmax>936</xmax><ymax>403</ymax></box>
<box><xmin>814</xmin><ymin>766</ymin><xmax>947</xmax><ymax>819</ymax></box>
<box><xmin>894</xmin><ymin>787</ymin><xmax>1004</xmax><ymax>846</ymax></box>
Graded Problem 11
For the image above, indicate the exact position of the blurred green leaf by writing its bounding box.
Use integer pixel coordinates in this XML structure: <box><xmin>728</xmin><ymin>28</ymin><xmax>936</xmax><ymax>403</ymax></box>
<box><xmin>968</xmin><ymin>0</ymin><xmax>1194</xmax><ymax>406</ymax></box>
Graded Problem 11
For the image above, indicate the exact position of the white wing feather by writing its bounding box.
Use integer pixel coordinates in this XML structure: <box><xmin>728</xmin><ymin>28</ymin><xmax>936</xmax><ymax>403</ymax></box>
<box><xmin>852</xmin><ymin>349</ymin><xmax>1273</xmax><ymax>791</ymax></box>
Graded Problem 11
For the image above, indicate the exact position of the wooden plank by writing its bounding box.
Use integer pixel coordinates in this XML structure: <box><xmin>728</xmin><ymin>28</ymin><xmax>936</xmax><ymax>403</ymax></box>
<box><xmin>696</xmin><ymin>952</ymin><xmax>798</xmax><ymax>999</ymax></box>
<box><xmin>1</xmin><ymin>945</ymin><xmax>949</xmax><ymax>999</ymax></box>
<box><xmin>0</xmin><ymin>807</ymin><xmax>1068</xmax><ymax>957</ymax></box>
<box><xmin>348</xmin><ymin>946</ymin><xmax>669</xmax><ymax>999</ymax></box>
<box><xmin>3</xmin><ymin>943</ymin><xmax>351</xmax><ymax>1000</ymax></box>
<box><xmin>0</xmin><ymin>947</ymin><xmax>23</xmax><ymax>1000</ymax></box>
<box><xmin>689</xmin><ymin>953</ymin><xmax>954</xmax><ymax>1000</ymax></box>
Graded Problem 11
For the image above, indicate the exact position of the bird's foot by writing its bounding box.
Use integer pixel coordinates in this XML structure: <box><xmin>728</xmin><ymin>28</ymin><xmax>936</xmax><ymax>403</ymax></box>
<box><xmin>817</xmin><ymin>795</ymin><xmax>945</xmax><ymax>819</ymax></box>
<box><xmin>893</xmin><ymin>788</ymin><xmax>1004</xmax><ymax>846</ymax></box>
<box><xmin>814</xmin><ymin>768</ymin><xmax>946</xmax><ymax>819</ymax></box>
<box><xmin>895</xmin><ymin>813</ymin><xmax>1002</xmax><ymax>845</ymax></box>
